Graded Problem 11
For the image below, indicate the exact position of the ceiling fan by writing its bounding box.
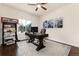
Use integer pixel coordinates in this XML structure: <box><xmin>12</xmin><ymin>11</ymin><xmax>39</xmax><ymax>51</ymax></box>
<box><xmin>28</xmin><ymin>3</ymin><xmax>47</xmax><ymax>11</ymax></box>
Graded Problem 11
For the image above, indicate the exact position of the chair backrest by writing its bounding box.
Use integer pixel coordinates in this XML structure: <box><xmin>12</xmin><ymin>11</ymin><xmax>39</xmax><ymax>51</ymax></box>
<box><xmin>40</xmin><ymin>29</ymin><xmax>46</xmax><ymax>34</ymax></box>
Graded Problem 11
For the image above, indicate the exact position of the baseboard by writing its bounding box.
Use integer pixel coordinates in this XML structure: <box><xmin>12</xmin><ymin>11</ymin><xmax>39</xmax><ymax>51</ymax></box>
<box><xmin>45</xmin><ymin>38</ymin><xmax>79</xmax><ymax>48</ymax></box>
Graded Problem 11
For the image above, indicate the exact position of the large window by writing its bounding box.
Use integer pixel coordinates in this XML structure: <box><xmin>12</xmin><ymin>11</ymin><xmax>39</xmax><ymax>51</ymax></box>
<box><xmin>18</xmin><ymin>19</ymin><xmax>31</xmax><ymax>32</ymax></box>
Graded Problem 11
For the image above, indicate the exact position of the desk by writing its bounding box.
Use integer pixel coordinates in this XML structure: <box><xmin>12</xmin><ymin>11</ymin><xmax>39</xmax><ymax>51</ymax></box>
<box><xmin>25</xmin><ymin>32</ymin><xmax>48</xmax><ymax>51</ymax></box>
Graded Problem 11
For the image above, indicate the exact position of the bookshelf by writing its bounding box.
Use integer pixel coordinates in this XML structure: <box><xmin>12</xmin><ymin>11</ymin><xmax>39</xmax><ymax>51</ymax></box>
<box><xmin>1</xmin><ymin>17</ymin><xmax>18</xmax><ymax>46</ymax></box>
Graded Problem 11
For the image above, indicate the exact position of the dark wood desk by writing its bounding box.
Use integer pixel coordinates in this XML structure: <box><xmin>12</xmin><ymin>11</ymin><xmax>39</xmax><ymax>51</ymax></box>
<box><xmin>25</xmin><ymin>32</ymin><xmax>48</xmax><ymax>51</ymax></box>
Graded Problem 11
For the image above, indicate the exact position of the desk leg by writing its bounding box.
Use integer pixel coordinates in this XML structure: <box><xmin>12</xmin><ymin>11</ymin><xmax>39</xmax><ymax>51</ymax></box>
<box><xmin>28</xmin><ymin>37</ymin><xmax>35</xmax><ymax>43</ymax></box>
<box><xmin>36</xmin><ymin>38</ymin><xmax>45</xmax><ymax>51</ymax></box>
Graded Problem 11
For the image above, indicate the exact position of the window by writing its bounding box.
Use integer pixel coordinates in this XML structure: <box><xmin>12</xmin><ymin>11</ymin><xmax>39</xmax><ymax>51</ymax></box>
<box><xmin>18</xmin><ymin>19</ymin><xmax>31</xmax><ymax>32</ymax></box>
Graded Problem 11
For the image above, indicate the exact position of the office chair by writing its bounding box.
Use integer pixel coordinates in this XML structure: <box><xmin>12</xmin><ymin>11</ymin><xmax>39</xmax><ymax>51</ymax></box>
<box><xmin>40</xmin><ymin>28</ymin><xmax>46</xmax><ymax>34</ymax></box>
<box><xmin>36</xmin><ymin>28</ymin><xmax>46</xmax><ymax>44</ymax></box>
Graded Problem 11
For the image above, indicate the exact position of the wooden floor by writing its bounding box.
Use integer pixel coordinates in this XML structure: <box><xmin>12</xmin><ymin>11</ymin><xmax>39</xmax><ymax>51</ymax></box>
<box><xmin>0</xmin><ymin>40</ymin><xmax>70</xmax><ymax>56</ymax></box>
<box><xmin>69</xmin><ymin>47</ymin><xmax>79</xmax><ymax>56</ymax></box>
<box><xmin>0</xmin><ymin>44</ymin><xmax>18</xmax><ymax>56</ymax></box>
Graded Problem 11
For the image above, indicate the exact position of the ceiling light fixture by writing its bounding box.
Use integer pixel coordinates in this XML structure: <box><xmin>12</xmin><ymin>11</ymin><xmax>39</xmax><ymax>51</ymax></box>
<box><xmin>37</xmin><ymin>5</ymin><xmax>41</xmax><ymax>8</ymax></box>
<box><xmin>27</xmin><ymin>3</ymin><xmax>47</xmax><ymax>11</ymax></box>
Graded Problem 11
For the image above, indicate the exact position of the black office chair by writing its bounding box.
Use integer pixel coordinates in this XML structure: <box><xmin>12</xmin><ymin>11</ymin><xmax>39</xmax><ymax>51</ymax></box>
<box><xmin>36</xmin><ymin>28</ymin><xmax>46</xmax><ymax>44</ymax></box>
<box><xmin>40</xmin><ymin>28</ymin><xmax>46</xmax><ymax>34</ymax></box>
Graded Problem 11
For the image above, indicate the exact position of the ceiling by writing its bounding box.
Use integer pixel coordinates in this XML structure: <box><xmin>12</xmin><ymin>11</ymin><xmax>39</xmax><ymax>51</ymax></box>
<box><xmin>1</xmin><ymin>3</ymin><xmax>69</xmax><ymax>16</ymax></box>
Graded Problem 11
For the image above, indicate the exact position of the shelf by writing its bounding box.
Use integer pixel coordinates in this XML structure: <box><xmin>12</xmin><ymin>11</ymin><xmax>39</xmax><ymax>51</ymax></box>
<box><xmin>1</xmin><ymin>17</ymin><xmax>18</xmax><ymax>46</ymax></box>
<box><xmin>4</xmin><ymin>32</ymin><xmax>15</xmax><ymax>34</ymax></box>
<box><xmin>4</xmin><ymin>35</ymin><xmax>15</xmax><ymax>38</ymax></box>
<box><xmin>4</xmin><ymin>38</ymin><xmax>15</xmax><ymax>45</ymax></box>
<box><xmin>5</xmin><ymin>40</ymin><xmax>15</xmax><ymax>45</ymax></box>
<box><xmin>4</xmin><ymin>27</ymin><xmax>15</xmax><ymax>29</ymax></box>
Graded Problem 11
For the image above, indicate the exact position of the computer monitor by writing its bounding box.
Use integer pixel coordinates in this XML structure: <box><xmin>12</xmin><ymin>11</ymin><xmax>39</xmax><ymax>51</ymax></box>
<box><xmin>31</xmin><ymin>27</ymin><xmax>38</xmax><ymax>33</ymax></box>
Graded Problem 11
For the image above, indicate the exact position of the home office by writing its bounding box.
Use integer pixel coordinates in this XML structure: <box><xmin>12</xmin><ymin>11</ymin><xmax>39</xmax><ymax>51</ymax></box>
<box><xmin>0</xmin><ymin>3</ymin><xmax>79</xmax><ymax>56</ymax></box>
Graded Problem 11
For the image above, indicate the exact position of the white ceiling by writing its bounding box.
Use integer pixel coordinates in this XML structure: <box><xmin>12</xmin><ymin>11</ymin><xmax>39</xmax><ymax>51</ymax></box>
<box><xmin>1</xmin><ymin>3</ymin><xmax>69</xmax><ymax>16</ymax></box>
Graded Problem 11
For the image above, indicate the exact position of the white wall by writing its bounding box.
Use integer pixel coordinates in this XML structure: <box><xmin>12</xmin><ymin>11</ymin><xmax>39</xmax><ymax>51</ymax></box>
<box><xmin>0</xmin><ymin>4</ymin><xmax>40</xmax><ymax>44</ymax></box>
<box><xmin>40</xmin><ymin>4</ymin><xmax>79</xmax><ymax>47</ymax></box>
<box><xmin>0</xmin><ymin>4</ymin><xmax>40</xmax><ymax>26</ymax></box>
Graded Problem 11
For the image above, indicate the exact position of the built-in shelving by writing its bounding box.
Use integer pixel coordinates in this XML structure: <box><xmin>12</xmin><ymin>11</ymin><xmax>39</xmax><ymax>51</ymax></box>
<box><xmin>1</xmin><ymin>17</ymin><xmax>18</xmax><ymax>46</ymax></box>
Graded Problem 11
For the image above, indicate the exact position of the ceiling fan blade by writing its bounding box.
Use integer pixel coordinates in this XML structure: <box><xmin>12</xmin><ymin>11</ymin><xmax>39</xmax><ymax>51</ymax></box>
<box><xmin>41</xmin><ymin>3</ymin><xmax>47</xmax><ymax>5</ymax></box>
<box><xmin>41</xmin><ymin>6</ymin><xmax>47</xmax><ymax>10</ymax></box>
<box><xmin>35</xmin><ymin>7</ymin><xmax>38</xmax><ymax>11</ymax></box>
<box><xmin>27</xmin><ymin>4</ymin><xmax>37</xmax><ymax>6</ymax></box>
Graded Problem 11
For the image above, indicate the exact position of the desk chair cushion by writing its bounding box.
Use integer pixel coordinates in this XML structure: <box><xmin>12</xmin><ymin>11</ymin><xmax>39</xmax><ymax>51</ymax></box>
<box><xmin>40</xmin><ymin>29</ymin><xmax>46</xmax><ymax>34</ymax></box>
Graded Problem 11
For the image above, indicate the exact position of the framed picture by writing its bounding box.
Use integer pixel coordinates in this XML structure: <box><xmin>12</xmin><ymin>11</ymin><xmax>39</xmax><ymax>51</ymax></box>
<box><xmin>43</xmin><ymin>17</ymin><xmax>63</xmax><ymax>28</ymax></box>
